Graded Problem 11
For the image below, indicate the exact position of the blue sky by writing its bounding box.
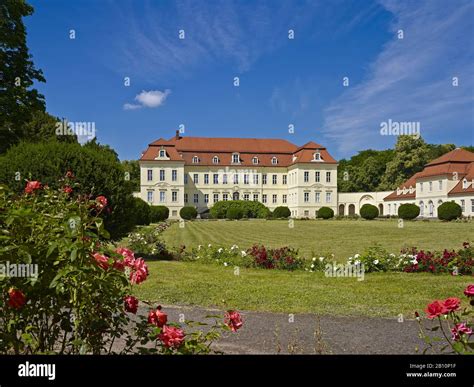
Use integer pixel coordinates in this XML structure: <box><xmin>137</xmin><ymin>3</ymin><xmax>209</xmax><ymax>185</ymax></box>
<box><xmin>26</xmin><ymin>0</ymin><xmax>474</xmax><ymax>160</ymax></box>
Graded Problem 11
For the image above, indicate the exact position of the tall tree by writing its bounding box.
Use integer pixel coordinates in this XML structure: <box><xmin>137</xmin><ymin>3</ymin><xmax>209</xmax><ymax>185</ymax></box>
<box><xmin>0</xmin><ymin>0</ymin><xmax>46</xmax><ymax>153</ymax></box>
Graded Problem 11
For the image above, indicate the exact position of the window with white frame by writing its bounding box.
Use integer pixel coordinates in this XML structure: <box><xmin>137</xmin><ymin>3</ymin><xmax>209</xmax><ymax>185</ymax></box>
<box><xmin>193</xmin><ymin>193</ymin><xmax>198</xmax><ymax>203</ymax></box>
<box><xmin>212</xmin><ymin>156</ymin><xmax>219</xmax><ymax>164</ymax></box>
<box><xmin>204</xmin><ymin>194</ymin><xmax>209</xmax><ymax>203</ymax></box>
<box><xmin>463</xmin><ymin>179</ymin><xmax>468</xmax><ymax>189</ymax></box>
<box><xmin>232</xmin><ymin>153</ymin><xmax>240</xmax><ymax>164</ymax></box>
<box><xmin>419</xmin><ymin>202</ymin><xmax>423</xmax><ymax>216</ymax></box>
<box><xmin>213</xmin><ymin>174</ymin><xmax>218</xmax><ymax>184</ymax></box>
<box><xmin>272</xmin><ymin>194</ymin><xmax>277</xmax><ymax>204</ymax></box>
<box><xmin>471</xmin><ymin>199</ymin><xmax>474</xmax><ymax>212</ymax></box>
<box><xmin>282</xmin><ymin>194</ymin><xmax>287</xmax><ymax>204</ymax></box>
<box><xmin>304</xmin><ymin>192</ymin><xmax>309</xmax><ymax>202</ymax></box>
<box><xmin>253</xmin><ymin>174</ymin><xmax>259</xmax><ymax>184</ymax></box>
<box><xmin>253</xmin><ymin>194</ymin><xmax>258</xmax><ymax>201</ymax></box>
<box><xmin>233</xmin><ymin>174</ymin><xmax>238</xmax><ymax>184</ymax></box>
<box><xmin>283</xmin><ymin>175</ymin><xmax>287</xmax><ymax>185</ymax></box>
<box><xmin>184</xmin><ymin>193</ymin><xmax>188</xmax><ymax>203</ymax></box>
<box><xmin>315</xmin><ymin>192</ymin><xmax>320</xmax><ymax>203</ymax></box>
<box><xmin>262</xmin><ymin>174</ymin><xmax>267</xmax><ymax>185</ymax></box>
<box><xmin>204</xmin><ymin>174</ymin><xmax>209</xmax><ymax>184</ymax></box>
<box><xmin>304</xmin><ymin>171</ymin><xmax>309</xmax><ymax>182</ymax></box>
<box><xmin>223</xmin><ymin>193</ymin><xmax>228</xmax><ymax>201</ymax></box>
<box><xmin>192</xmin><ymin>156</ymin><xmax>199</xmax><ymax>163</ymax></box>
<box><xmin>272</xmin><ymin>174</ymin><xmax>277</xmax><ymax>185</ymax></box>
<box><xmin>461</xmin><ymin>200</ymin><xmax>465</xmax><ymax>212</ymax></box>
<box><xmin>172</xmin><ymin>191</ymin><xmax>177</xmax><ymax>202</ymax></box>
<box><xmin>312</xmin><ymin>152</ymin><xmax>321</xmax><ymax>161</ymax></box>
<box><xmin>429</xmin><ymin>182</ymin><xmax>433</xmax><ymax>192</ymax></box>
<box><xmin>252</xmin><ymin>156</ymin><xmax>259</xmax><ymax>165</ymax></box>
<box><xmin>159</xmin><ymin>149</ymin><xmax>166</xmax><ymax>158</ymax></box>
<box><xmin>326</xmin><ymin>192</ymin><xmax>331</xmax><ymax>203</ymax></box>
<box><xmin>172</xmin><ymin>170</ymin><xmax>177</xmax><ymax>181</ymax></box>
<box><xmin>223</xmin><ymin>174</ymin><xmax>228</xmax><ymax>184</ymax></box>
<box><xmin>271</xmin><ymin>157</ymin><xmax>278</xmax><ymax>165</ymax></box>
<box><xmin>147</xmin><ymin>169</ymin><xmax>153</xmax><ymax>181</ymax></box>
<box><xmin>315</xmin><ymin>171</ymin><xmax>320</xmax><ymax>182</ymax></box>
<box><xmin>420</xmin><ymin>182</ymin><xmax>423</xmax><ymax>192</ymax></box>
<box><xmin>147</xmin><ymin>191</ymin><xmax>153</xmax><ymax>203</ymax></box>
<box><xmin>193</xmin><ymin>174</ymin><xmax>198</xmax><ymax>184</ymax></box>
<box><xmin>438</xmin><ymin>180</ymin><xmax>442</xmax><ymax>190</ymax></box>
<box><xmin>262</xmin><ymin>194</ymin><xmax>267</xmax><ymax>203</ymax></box>
<box><xmin>184</xmin><ymin>174</ymin><xmax>188</xmax><ymax>184</ymax></box>
<box><xmin>243</xmin><ymin>194</ymin><xmax>249</xmax><ymax>201</ymax></box>
<box><xmin>160</xmin><ymin>170</ymin><xmax>165</xmax><ymax>181</ymax></box>
<box><xmin>213</xmin><ymin>193</ymin><xmax>219</xmax><ymax>203</ymax></box>
<box><xmin>244</xmin><ymin>174</ymin><xmax>249</xmax><ymax>184</ymax></box>
<box><xmin>326</xmin><ymin>172</ymin><xmax>331</xmax><ymax>183</ymax></box>
<box><xmin>159</xmin><ymin>191</ymin><xmax>165</xmax><ymax>203</ymax></box>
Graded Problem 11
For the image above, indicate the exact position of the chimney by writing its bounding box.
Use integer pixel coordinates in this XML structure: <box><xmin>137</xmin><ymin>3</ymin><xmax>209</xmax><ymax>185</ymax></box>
<box><xmin>175</xmin><ymin>130</ymin><xmax>180</xmax><ymax>140</ymax></box>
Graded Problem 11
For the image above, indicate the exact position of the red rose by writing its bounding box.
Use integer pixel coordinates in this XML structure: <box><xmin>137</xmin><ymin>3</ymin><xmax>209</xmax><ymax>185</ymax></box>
<box><xmin>443</xmin><ymin>297</ymin><xmax>461</xmax><ymax>312</ymax></box>
<box><xmin>24</xmin><ymin>180</ymin><xmax>42</xmax><ymax>194</ymax></box>
<box><xmin>224</xmin><ymin>310</ymin><xmax>243</xmax><ymax>332</ymax></box>
<box><xmin>8</xmin><ymin>288</ymin><xmax>26</xmax><ymax>309</ymax></box>
<box><xmin>425</xmin><ymin>300</ymin><xmax>447</xmax><ymax>319</ymax></box>
<box><xmin>130</xmin><ymin>257</ymin><xmax>149</xmax><ymax>285</ymax></box>
<box><xmin>112</xmin><ymin>259</ymin><xmax>125</xmax><ymax>271</ymax></box>
<box><xmin>116</xmin><ymin>247</ymin><xmax>135</xmax><ymax>264</ymax></box>
<box><xmin>95</xmin><ymin>195</ymin><xmax>108</xmax><ymax>209</ymax></box>
<box><xmin>65</xmin><ymin>170</ymin><xmax>74</xmax><ymax>179</ymax></box>
<box><xmin>63</xmin><ymin>186</ymin><xmax>73</xmax><ymax>194</ymax></box>
<box><xmin>93</xmin><ymin>252</ymin><xmax>110</xmax><ymax>270</ymax></box>
<box><xmin>158</xmin><ymin>325</ymin><xmax>185</xmax><ymax>349</ymax></box>
<box><xmin>124</xmin><ymin>296</ymin><xmax>138</xmax><ymax>314</ymax></box>
<box><xmin>464</xmin><ymin>285</ymin><xmax>474</xmax><ymax>297</ymax></box>
<box><xmin>451</xmin><ymin>322</ymin><xmax>473</xmax><ymax>341</ymax></box>
<box><xmin>148</xmin><ymin>306</ymin><xmax>167</xmax><ymax>327</ymax></box>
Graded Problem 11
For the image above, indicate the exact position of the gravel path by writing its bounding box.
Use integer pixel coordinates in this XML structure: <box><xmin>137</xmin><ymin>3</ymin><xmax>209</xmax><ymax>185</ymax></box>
<box><xmin>128</xmin><ymin>304</ymin><xmax>443</xmax><ymax>354</ymax></box>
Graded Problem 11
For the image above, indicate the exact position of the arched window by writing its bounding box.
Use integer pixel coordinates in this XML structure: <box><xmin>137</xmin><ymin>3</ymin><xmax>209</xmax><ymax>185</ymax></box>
<box><xmin>192</xmin><ymin>156</ymin><xmax>199</xmax><ymax>163</ymax></box>
<box><xmin>212</xmin><ymin>156</ymin><xmax>219</xmax><ymax>164</ymax></box>
<box><xmin>419</xmin><ymin>201</ymin><xmax>424</xmax><ymax>216</ymax></box>
<box><xmin>312</xmin><ymin>152</ymin><xmax>321</xmax><ymax>161</ymax></box>
<box><xmin>159</xmin><ymin>149</ymin><xmax>166</xmax><ymax>158</ymax></box>
<box><xmin>271</xmin><ymin>157</ymin><xmax>278</xmax><ymax>165</ymax></box>
<box><xmin>463</xmin><ymin>179</ymin><xmax>468</xmax><ymax>189</ymax></box>
<box><xmin>252</xmin><ymin>156</ymin><xmax>259</xmax><ymax>165</ymax></box>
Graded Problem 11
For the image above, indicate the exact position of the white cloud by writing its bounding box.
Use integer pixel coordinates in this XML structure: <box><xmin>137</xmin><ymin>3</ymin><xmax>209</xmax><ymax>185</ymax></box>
<box><xmin>322</xmin><ymin>0</ymin><xmax>474</xmax><ymax>156</ymax></box>
<box><xmin>123</xmin><ymin>89</ymin><xmax>171</xmax><ymax>111</ymax></box>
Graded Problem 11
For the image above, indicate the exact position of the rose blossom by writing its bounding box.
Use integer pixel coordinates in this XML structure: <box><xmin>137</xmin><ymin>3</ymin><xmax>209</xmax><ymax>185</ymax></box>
<box><xmin>130</xmin><ymin>258</ymin><xmax>149</xmax><ymax>285</ymax></box>
<box><xmin>158</xmin><ymin>325</ymin><xmax>185</xmax><ymax>349</ymax></box>
<box><xmin>443</xmin><ymin>297</ymin><xmax>461</xmax><ymax>312</ymax></box>
<box><xmin>464</xmin><ymin>284</ymin><xmax>474</xmax><ymax>297</ymax></box>
<box><xmin>148</xmin><ymin>306</ymin><xmax>167</xmax><ymax>327</ymax></box>
<box><xmin>8</xmin><ymin>288</ymin><xmax>26</xmax><ymax>309</ymax></box>
<box><xmin>116</xmin><ymin>247</ymin><xmax>135</xmax><ymax>265</ymax></box>
<box><xmin>124</xmin><ymin>296</ymin><xmax>138</xmax><ymax>314</ymax></box>
<box><xmin>224</xmin><ymin>310</ymin><xmax>243</xmax><ymax>332</ymax></box>
<box><xmin>63</xmin><ymin>186</ymin><xmax>73</xmax><ymax>194</ymax></box>
<box><xmin>425</xmin><ymin>300</ymin><xmax>447</xmax><ymax>319</ymax></box>
<box><xmin>93</xmin><ymin>252</ymin><xmax>110</xmax><ymax>270</ymax></box>
<box><xmin>65</xmin><ymin>170</ymin><xmax>74</xmax><ymax>179</ymax></box>
<box><xmin>24</xmin><ymin>180</ymin><xmax>42</xmax><ymax>194</ymax></box>
<box><xmin>451</xmin><ymin>322</ymin><xmax>473</xmax><ymax>341</ymax></box>
<box><xmin>95</xmin><ymin>195</ymin><xmax>108</xmax><ymax>209</ymax></box>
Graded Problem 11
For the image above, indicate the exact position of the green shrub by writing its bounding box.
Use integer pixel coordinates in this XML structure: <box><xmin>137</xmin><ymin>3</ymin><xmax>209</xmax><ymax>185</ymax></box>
<box><xmin>272</xmin><ymin>206</ymin><xmax>291</xmax><ymax>219</ymax></box>
<box><xmin>132</xmin><ymin>197</ymin><xmax>151</xmax><ymax>225</ymax></box>
<box><xmin>437</xmin><ymin>201</ymin><xmax>462</xmax><ymax>221</ymax></box>
<box><xmin>150</xmin><ymin>205</ymin><xmax>169</xmax><ymax>222</ymax></box>
<box><xmin>226</xmin><ymin>207</ymin><xmax>243</xmax><ymax>220</ymax></box>
<box><xmin>317</xmin><ymin>207</ymin><xmax>334</xmax><ymax>219</ymax></box>
<box><xmin>180</xmin><ymin>206</ymin><xmax>197</xmax><ymax>220</ymax></box>
<box><xmin>398</xmin><ymin>203</ymin><xmax>420</xmax><ymax>220</ymax></box>
<box><xmin>210</xmin><ymin>200</ymin><xmax>269</xmax><ymax>219</ymax></box>
<box><xmin>360</xmin><ymin>204</ymin><xmax>379</xmax><ymax>220</ymax></box>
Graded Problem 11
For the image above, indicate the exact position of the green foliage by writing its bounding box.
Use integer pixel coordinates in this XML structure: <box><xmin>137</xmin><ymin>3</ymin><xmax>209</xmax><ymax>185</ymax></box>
<box><xmin>317</xmin><ymin>207</ymin><xmax>334</xmax><ymax>219</ymax></box>
<box><xmin>226</xmin><ymin>207</ymin><xmax>243</xmax><ymax>220</ymax></box>
<box><xmin>121</xmin><ymin>160</ymin><xmax>140</xmax><ymax>192</ymax></box>
<box><xmin>150</xmin><ymin>205</ymin><xmax>169</xmax><ymax>222</ymax></box>
<box><xmin>180</xmin><ymin>206</ymin><xmax>197</xmax><ymax>220</ymax></box>
<box><xmin>131</xmin><ymin>197</ymin><xmax>151</xmax><ymax>225</ymax></box>
<box><xmin>398</xmin><ymin>203</ymin><xmax>420</xmax><ymax>220</ymax></box>
<box><xmin>437</xmin><ymin>201</ymin><xmax>462</xmax><ymax>221</ymax></box>
<box><xmin>210</xmin><ymin>200</ymin><xmax>270</xmax><ymax>219</ymax></box>
<box><xmin>272</xmin><ymin>206</ymin><xmax>291</xmax><ymax>219</ymax></box>
<box><xmin>0</xmin><ymin>140</ymin><xmax>136</xmax><ymax>239</ymax></box>
<box><xmin>360</xmin><ymin>204</ymin><xmax>379</xmax><ymax>220</ymax></box>
<box><xmin>124</xmin><ymin>224</ymin><xmax>173</xmax><ymax>259</ymax></box>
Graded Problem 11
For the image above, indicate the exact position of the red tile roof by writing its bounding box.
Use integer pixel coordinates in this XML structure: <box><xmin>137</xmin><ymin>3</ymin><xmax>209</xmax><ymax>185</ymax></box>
<box><xmin>449</xmin><ymin>162</ymin><xmax>474</xmax><ymax>196</ymax></box>
<box><xmin>383</xmin><ymin>174</ymin><xmax>419</xmax><ymax>201</ymax></box>
<box><xmin>140</xmin><ymin>133</ymin><xmax>337</xmax><ymax>166</ymax></box>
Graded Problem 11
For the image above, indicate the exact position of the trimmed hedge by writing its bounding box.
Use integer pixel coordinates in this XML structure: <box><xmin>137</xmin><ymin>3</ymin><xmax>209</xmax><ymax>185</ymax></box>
<box><xmin>360</xmin><ymin>204</ymin><xmax>379</xmax><ymax>220</ymax></box>
<box><xmin>226</xmin><ymin>207</ymin><xmax>243</xmax><ymax>220</ymax></box>
<box><xmin>210</xmin><ymin>200</ymin><xmax>270</xmax><ymax>219</ymax></box>
<box><xmin>272</xmin><ymin>206</ymin><xmax>291</xmax><ymax>219</ymax></box>
<box><xmin>180</xmin><ymin>206</ymin><xmax>197</xmax><ymax>220</ymax></box>
<box><xmin>398</xmin><ymin>203</ymin><xmax>420</xmax><ymax>220</ymax></box>
<box><xmin>438</xmin><ymin>201</ymin><xmax>462</xmax><ymax>221</ymax></box>
<box><xmin>317</xmin><ymin>207</ymin><xmax>334</xmax><ymax>219</ymax></box>
<box><xmin>132</xmin><ymin>197</ymin><xmax>151</xmax><ymax>225</ymax></box>
<box><xmin>150</xmin><ymin>205</ymin><xmax>169</xmax><ymax>222</ymax></box>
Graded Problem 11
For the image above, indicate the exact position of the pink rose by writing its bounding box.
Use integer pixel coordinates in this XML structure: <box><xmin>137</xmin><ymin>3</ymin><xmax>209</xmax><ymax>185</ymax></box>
<box><xmin>158</xmin><ymin>325</ymin><xmax>185</xmax><ymax>349</ymax></box>
<box><xmin>224</xmin><ymin>310</ymin><xmax>243</xmax><ymax>332</ymax></box>
<box><xmin>24</xmin><ymin>180</ymin><xmax>42</xmax><ymax>194</ymax></box>
<box><xmin>425</xmin><ymin>300</ymin><xmax>447</xmax><ymax>319</ymax></box>
<box><xmin>8</xmin><ymin>288</ymin><xmax>26</xmax><ymax>309</ymax></box>
<box><xmin>130</xmin><ymin>258</ymin><xmax>149</xmax><ymax>285</ymax></box>
<box><xmin>148</xmin><ymin>306</ymin><xmax>167</xmax><ymax>327</ymax></box>
<box><xmin>63</xmin><ymin>186</ymin><xmax>73</xmax><ymax>194</ymax></box>
<box><xmin>443</xmin><ymin>297</ymin><xmax>461</xmax><ymax>312</ymax></box>
<box><xmin>124</xmin><ymin>296</ymin><xmax>138</xmax><ymax>314</ymax></box>
<box><xmin>464</xmin><ymin>284</ymin><xmax>474</xmax><ymax>297</ymax></box>
<box><xmin>95</xmin><ymin>195</ymin><xmax>108</xmax><ymax>209</ymax></box>
<box><xmin>93</xmin><ymin>252</ymin><xmax>110</xmax><ymax>270</ymax></box>
<box><xmin>451</xmin><ymin>322</ymin><xmax>472</xmax><ymax>341</ymax></box>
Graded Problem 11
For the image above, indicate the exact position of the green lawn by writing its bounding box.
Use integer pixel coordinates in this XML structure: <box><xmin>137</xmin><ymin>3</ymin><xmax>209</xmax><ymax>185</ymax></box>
<box><xmin>162</xmin><ymin>219</ymin><xmax>474</xmax><ymax>260</ymax></box>
<box><xmin>133</xmin><ymin>261</ymin><xmax>473</xmax><ymax>318</ymax></box>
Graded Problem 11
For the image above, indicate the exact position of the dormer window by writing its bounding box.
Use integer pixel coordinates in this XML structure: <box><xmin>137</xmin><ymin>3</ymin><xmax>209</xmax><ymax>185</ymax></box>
<box><xmin>312</xmin><ymin>152</ymin><xmax>322</xmax><ymax>161</ymax></box>
<box><xmin>463</xmin><ymin>179</ymin><xmax>468</xmax><ymax>189</ymax></box>
<box><xmin>232</xmin><ymin>153</ymin><xmax>240</xmax><ymax>164</ymax></box>
<box><xmin>159</xmin><ymin>149</ymin><xmax>166</xmax><ymax>158</ymax></box>
<box><xmin>212</xmin><ymin>156</ymin><xmax>219</xmax><ymax>164</ymax></box>
<box><xmin>292</xmin><ymin>155</ymin><xmax>297</xmax><ymax>162</ymax></box>
<box><xmin>252</xmin><ymin>156</ymin><xmax>259</xmax><ymax>165</ymax></box>
<box><xmin>396</xmin><ymin>188</ymin><xmax>401</xmax><ymax>195</ymax></box>
<box><xmin>192</xmin><ymin>156</ymin><xmax>199</xmax><ymax>163</ymax></box>
<box><xmin>271</xmin><ymin>157</ymin><xmax>278</xmax><ymax>165</ymax></box>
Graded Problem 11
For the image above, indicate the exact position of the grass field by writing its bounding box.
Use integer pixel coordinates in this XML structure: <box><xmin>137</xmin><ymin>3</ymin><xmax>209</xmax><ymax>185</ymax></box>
<box><xmin>133</xmin><ymin>261</ymin><xmax>473</xmax><ymax>318</ymax></box>
<box><xmin>161</xmin><ymin>219</ymin><xmax>474</xmax><ymax>260</ymax></box>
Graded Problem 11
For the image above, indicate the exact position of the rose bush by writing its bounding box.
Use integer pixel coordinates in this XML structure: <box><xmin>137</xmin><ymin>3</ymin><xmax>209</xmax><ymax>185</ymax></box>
<box><xmin>0</xmin><ymin>176</ymin><xmax>242</xmax><ymax>354</ymax></box>
<box><xmin>416</xmin><ymin>285</ymin><xmax>473</xmax><ymax>354</ymax></box>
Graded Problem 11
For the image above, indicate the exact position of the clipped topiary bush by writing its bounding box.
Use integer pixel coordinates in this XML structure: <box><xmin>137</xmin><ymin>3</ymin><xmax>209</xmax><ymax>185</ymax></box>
<box><xmin>132</xmin><ymin>197</ymin><xmax>151</xmax><ymax>225</ymax></box>
<box><xmin>398</xmin><ymin>203</ymin><xmax>420</xmax><ymax>220</ymax></box>
<box><xmin>360</xmin><ymin>204</ymin><xmax>379</xmax><ymax>220</ymax></box>
<box><xmin>272</xmin><ymin>206</ymin><xmax>291</xmax><ymax>219</ymax></box>
<box><xmin>180</xmin><ymin>206</ymin><xmax>197</xmax><ymax>220</ymax></box>
<box><xmin>150</xmin><ymin>205</ymin><xmax>169</xmax><ymax>222</ymax></box>
<box><xmin>438</xmin><ymin>201</ymin><xmax>462</xmax><ymax>221</ymax></box>
<box><xmin>317</xmin><ymin>207</ymin><xmax>334</xmax><ymax>219</ymax></box>
<box><xmin>210</xmin><ymin>200</ymin><xmax>270</xmax><ymax>219</ymax></box>
<box><xmin>226</xmin><ymin>207</ymin><xmax>243</xmax><ymax>220</ymax></box>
